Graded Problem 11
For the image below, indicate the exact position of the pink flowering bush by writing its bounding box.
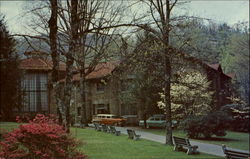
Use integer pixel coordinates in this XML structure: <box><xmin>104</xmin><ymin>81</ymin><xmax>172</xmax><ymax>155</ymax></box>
<box><xmin>0</xmin><ymin>114</ymin><xmax>86</xmax><ymax>159</ymax></box>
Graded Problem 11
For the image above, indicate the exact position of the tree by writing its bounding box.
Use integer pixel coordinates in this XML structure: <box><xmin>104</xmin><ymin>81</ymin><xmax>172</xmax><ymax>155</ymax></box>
<box><xmin>48</xmin><ymin>0</ymin><xmax>66</xmax><ymax>127</ymax></box>
<box><xmin>221</xmin><ymin>25</ymin><xmax>249</xmax><ymax>106</ymax></box>
<box><xmin>61</xmin><ymin>0</ymin><xmax>78</xmax><ymax>132</ymax></box>
<box><xmin>170</xmin><ymin>19</ymin><xmax>229</xmax><ymax>63</ymax></box>
<box><xmin>0</xmin><ymin>14</ymin><xmax>22</xmax><ymax>120</ymax></box>
<box><xmin>115</xmin><ymin>31</ymin><xmax>164</xmax><ymax>127</ymax></box>
<box><xmin>18</xmin><ymin>0</ymin><xmax>134</xmax><ymax>128</ymax></box>
<box><xmin>158</xmin><ymin>71</ymin><xmax>213</xmax><ymax>120</ymax></box>
<box><xmin>56</xmin><ymin>0</ymin><xmax>133</xmax><ymax>126</ymax></box>
<box><xmin>138</xmin><ymin>0</ymin><xmax>178</xmax><ymax>145</ymax></box>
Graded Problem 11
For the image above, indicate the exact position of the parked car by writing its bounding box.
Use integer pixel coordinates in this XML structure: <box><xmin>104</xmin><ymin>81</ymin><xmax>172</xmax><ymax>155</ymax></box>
<box><xmin>92</xmin><ymin>114</ymin><xmax>126</xmax><ymax>126</ymax></box>
<box><xmin>139</xmin><ymin>114</ymin><xmax>177</xmax><ymax>128</ymax></box>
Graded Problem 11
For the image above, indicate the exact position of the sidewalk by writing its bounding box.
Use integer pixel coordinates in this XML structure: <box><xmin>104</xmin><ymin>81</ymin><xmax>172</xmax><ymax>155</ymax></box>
<box><xmin>114</xmin><ymin>126</ymin><xmax>249</xmax><ymax>157</ymax></box>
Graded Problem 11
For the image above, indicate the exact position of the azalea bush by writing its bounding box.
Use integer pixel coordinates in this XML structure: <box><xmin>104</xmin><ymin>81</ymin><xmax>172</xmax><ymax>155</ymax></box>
<box><xmin>0</xmin><ymin>114</ymin><xmax>86</xmax><ymax>159</ymax></box>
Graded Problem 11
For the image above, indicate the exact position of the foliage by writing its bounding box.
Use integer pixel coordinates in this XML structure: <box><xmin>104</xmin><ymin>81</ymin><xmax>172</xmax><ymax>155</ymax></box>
<box><xmin>158</xmin><ymin>71</ymin><xmax>213</xmax><ymax>120</ymax></box>
<box><xmin>182</xmin><ymin>111</ymin><xmax>232</xmax><ymax>139</ymax></box>
<box><xmin>221</xmin><ymin>102</ymin><xmax>250</xmax><ymax>132</ymax></box>
<box><xmin>116</xmin><ymin>32</ymin><xmax>164</xmax><ymax>119</ymax></box>
<box><xmin>172</xmin><ymin>19</ymin><xmax>249</xmax><ymax>106</ymax></box>
<box><xmin>0</xmin><ymin>114</ymin><xmax>85</xmax><ymax>159</ymax></box>
<box><xmin>171</xmin><ymin>19</ymin><xmax>233</xmax><ymax>63</ymax></box>
<box><xmin>0</xmin><ymin>14</ymin><xmax>23</xmax><ymax>120</ymax></box>
<box><xmin>221</xmin><ymin>26</ymin><xmax>249</xmax><ymax>106</ymax></box>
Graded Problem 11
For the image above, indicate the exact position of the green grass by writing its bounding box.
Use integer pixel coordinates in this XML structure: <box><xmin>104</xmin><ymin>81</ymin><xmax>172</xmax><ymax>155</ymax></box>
<box><xmin>0</xmin><ymin>122</ymin><xmax>21</xmax><ymax>133</ymax></box>
<box><xmin>141</xmin><ymin>128</ymin><xmax>250</xmax><ymax>151</ymax></box>
<box><xmin>1</xmin><ymin>122</ymin><xmax>249</xmax><ymax>151</ymax></box>
<box><xmin>0</xmin><ymin>122</ymin><xmax>221</xmax><ymax>159</ymax></box>
<box><xmin>72</xmin><ymin>128</ymin><xmax>222</xmax><ymax>159</ymax></box>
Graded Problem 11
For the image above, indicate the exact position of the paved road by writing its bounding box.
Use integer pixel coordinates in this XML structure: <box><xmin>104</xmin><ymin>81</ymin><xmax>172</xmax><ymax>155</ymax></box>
<box><xmin>89</xmin><ymin>124</ymin><xmax>249</xmax><ymax>157</ymax></box>
<box><xmin>115</xmin><ymin>126</ymin><xmax>250</xmax><ymax>157</ymax></box>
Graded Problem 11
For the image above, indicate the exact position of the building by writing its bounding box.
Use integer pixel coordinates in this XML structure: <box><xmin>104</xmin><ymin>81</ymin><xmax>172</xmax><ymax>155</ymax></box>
<box><xmin>18</xmin><ymin>54</ymin><xmax>234</xmax><ymax>122</ymax></box>
<box><xmin>19</xmin><ymin>55</ymin><xmax>67</xmax><ymax>114</ymax></box>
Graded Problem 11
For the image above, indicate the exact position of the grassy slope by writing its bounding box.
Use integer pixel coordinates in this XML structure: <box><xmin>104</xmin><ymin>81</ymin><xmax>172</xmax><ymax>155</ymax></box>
<box><xmin>72</xmin><ymin>128</ymin><xmax>221</xmax><ymax>159</ymax></box>
<box><xmin>141</xmin><ymin>129</ymin><xmax>250</xmax><ymax>151</ymax></box>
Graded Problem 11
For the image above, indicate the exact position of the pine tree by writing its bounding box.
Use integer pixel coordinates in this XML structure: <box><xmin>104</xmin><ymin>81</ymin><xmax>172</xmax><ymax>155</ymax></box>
<box><xmin>0</xmin><ymin>14</ymin><xmax>22</xmax><ymax>120</ymax></box>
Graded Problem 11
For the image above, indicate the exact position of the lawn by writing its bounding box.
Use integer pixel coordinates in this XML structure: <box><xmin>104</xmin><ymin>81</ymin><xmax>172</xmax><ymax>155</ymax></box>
<box><xmin>0</xmin><ymin>122</ymin><xmax>221</xmax><ymax>159</ymax></box>
<box><xmin>141</xmin><ymin>128</ymin><xmax>250</xmax><ymax>151</ymax></box>
<box><xmin>72</xmin><ymin>128</ymin><xmax>222</xmax><ymax>159</ymax></box>
<box><xmin>0</xmin><ymin>122</ymin><xmax>21</xmax><ymax>132</ymax></box>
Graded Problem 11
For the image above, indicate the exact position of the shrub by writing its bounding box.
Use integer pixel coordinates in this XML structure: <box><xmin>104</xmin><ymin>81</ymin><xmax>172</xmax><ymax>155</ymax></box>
<box><xmin>182</xmin><ymin>111</ymin><xmax>232</xmax><ymax>139</ymax></box>
<box><xmin>0</xmin><ymin>114</ymin><xmax>86</xmax><ymax>159</ymax></box>
<box><xmin>221</xmin><ymin>104</ymin><xmax>250</xmax><ymax>132</ymax></box>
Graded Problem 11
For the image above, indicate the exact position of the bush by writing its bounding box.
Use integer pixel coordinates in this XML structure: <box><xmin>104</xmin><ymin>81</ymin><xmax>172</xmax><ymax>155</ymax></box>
<box><xmin>221</xmin><ymin>104</ymin><xmax>250</xmax><ymax>132</ymax></box>
<box><xmin>182</xmin><ymin>111</ymin><xmax>232</xmax><ymax>139</ymax></box>
<box><xmin>0</xmin><ymin>114</ymin><xmax>86</xmax><ymax>159</ymax></box>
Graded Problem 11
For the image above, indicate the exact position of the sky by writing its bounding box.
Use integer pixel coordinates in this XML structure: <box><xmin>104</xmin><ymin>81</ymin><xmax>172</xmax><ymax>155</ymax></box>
<box><xmin>0</xmin><ymin>0</ymin><xmax>249</xmax><ymax>34</ymax></box>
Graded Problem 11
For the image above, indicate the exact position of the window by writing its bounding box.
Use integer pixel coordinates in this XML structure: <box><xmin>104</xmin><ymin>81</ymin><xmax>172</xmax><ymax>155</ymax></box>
<box><xmin>95</xmin><ymin>104</ymin><xmax>109</xmax><ymax>114</ymax></box>
<box><xmin>155</xmin><ymin>118</ymin><xmax>160</xmax><ymax>121</ymax></box>
<box><xmin>21</xmin><ymin>73</ymin><xmax>48</xmax><ymax>112</ymax></box>
<box><xmin>121</xmin><ymin>80</ymin><xmax>128</xmax><ymax>91</ymax></box>
<box><xmin>96</xmin><ymin>82</ymin><xmax>105</xmax><ymax>92</ymax></box>
<box><xmin>149</xmin><ymin>117</ymin><xmax>155</xmax><ymax>121</ymax></box>
<box><xmin>77</xmin><ymin>107</ymin><xmax>81</xmax><ymax>116</ymax></box>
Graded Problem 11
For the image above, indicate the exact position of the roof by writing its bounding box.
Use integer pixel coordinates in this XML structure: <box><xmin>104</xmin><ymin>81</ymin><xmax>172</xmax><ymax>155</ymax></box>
<box><xmin>206</xmin><ymin>63</ymin><xmax>220</xmax><ymax>71</ymax></box>
<box><xmin>86</xmin><ymin>62</ymin><xmax>118</xmax><ymax>79</ymax></box>
<box><xmin>205</xmin><ymin>63</ymin><xmax>233</xmax><ymax>79</ymax></box>
<box><xmin>226</xmin><ymin>73</ymin><xmax>235</xmax><ymax>79</ymax></box>
<box><xmin>19</xmin><ymin>57</ymin><xmax>67</xmax><ymax>71</ymax></box>
<box><xmin>60</xmin><ymin>61</ymin><xmax>119</xmax><ymax>82</ymax></box>
<box><xmin>172</xmin><ymin>48</ymin><xmax>233</xmax><ymax>78</ymax></box>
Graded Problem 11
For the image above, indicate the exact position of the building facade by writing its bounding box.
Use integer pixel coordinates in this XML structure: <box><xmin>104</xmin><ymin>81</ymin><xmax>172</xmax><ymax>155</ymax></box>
<box><xmin>18</xmin><ymin>55</ymin><xmax>233</xmax><ymax>123</ymax></box>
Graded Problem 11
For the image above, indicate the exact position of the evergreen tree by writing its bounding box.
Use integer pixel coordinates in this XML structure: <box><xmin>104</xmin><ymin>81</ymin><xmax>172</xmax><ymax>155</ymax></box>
<box><xmin>0</xmin><ymin>14</ymin><xmax>22</xmax><ymax>120</ymax></box>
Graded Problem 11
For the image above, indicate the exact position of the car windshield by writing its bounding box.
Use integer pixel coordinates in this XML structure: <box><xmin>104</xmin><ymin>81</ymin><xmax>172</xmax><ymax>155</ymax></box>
<box><xmin>148</xmin><ymin>117</ymin><xmax>154</xmax><ymax>120</ymax></box>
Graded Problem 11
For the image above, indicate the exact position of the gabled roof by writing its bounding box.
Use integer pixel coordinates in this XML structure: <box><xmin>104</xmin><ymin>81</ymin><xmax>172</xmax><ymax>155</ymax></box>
<box><xmin>20</xmin><ymin>57</ymin><xmax>67</xmax><ymax>71</ymax></box>
<box><xmin>205</xmin><ymin>63</ymin><xmax>233</xmax><ymax>79</ymax></box>
<box><xmin>206</xmin><ymin>63</ymin><xmax>220</xmax><ymax>71</ymax></box>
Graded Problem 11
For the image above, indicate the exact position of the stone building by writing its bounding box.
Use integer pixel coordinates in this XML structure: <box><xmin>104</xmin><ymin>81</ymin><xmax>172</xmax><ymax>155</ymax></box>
<box><xmin>18</xmin><ymin>54</ymin><xmax>233</xmax><ymax>122</ymax></box>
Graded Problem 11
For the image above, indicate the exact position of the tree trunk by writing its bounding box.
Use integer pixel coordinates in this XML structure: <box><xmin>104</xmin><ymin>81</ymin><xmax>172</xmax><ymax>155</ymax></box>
<box><xmin>63</xmin><ymin>0</ymin><xmax>78</xmax><ymax>133</ymax></box>
<box><xmin>164</xmin><ymin>53</ymin><xmax>173</xmax><ymax>145</ymax></box>
<box><xmin>163</xmin><ymin>0</ymin><xmax>173</xmax><ymax>145</ymax></box>
<box><xmin>64</xmin><ymin>55</ymin><xmax>74</xmax><ymax>133</ymax></box>
<box><xmin>48</xmin><ymin>0</ymin><xmax>66</xmax><ymax>126</ymax></box>
<box><xmin>80</xmin><ymin>69</ymin><xmax>88</xmax><ymax>126</ymax></box>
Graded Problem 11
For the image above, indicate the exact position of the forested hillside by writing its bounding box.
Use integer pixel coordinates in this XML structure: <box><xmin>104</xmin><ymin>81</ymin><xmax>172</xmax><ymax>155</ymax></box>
<box><xmin>172</xmin><ymin>20</ymin><xmax>249</xmax><ymax>106</ymax></box>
